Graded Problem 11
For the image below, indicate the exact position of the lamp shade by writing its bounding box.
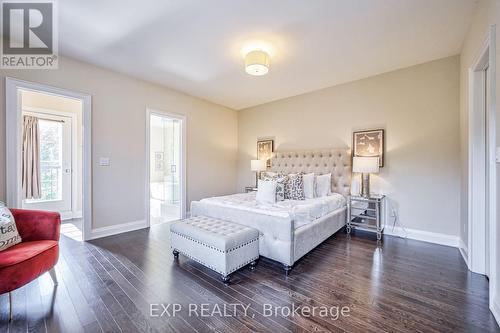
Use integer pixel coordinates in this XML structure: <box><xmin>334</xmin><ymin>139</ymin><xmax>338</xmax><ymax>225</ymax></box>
<box><xmin>250</xmin><ymin>159</ymin><xmax>267</xmax><ymax>171</ymax></box>
<box><xmin>352</xmin><ymin>156</ymin><xmax>379</xmax><ymax>174</ymax></box>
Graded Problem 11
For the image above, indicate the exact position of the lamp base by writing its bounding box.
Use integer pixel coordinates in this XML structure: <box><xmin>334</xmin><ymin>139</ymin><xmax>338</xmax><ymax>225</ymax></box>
<box><xmin>361</xmin><ymin>173</ymin><xmax>370</xmax><ymax>197</ymax></box>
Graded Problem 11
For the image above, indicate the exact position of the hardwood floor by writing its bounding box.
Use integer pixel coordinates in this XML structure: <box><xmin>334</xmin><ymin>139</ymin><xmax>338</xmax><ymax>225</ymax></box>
<box><xmin>1</xmin><ymin>223</ymin><xmax>499</xmax><ymax>333</ymax></box>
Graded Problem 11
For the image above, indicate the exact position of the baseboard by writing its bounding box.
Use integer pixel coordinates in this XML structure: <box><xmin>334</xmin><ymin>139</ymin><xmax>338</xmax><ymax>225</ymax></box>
<box><xmin>384</xmin><ymin>226</ymin><xmax>459</xmax><ymax>248</ymax></box>
<box><xmin>458</xmin><ymin>238</ymin><xmax>468</xmax><ymax>267</ymax></box>
<box><xmin>60</xmin><ymin>210</ymin><xmax>83</xmax><ymax>221</ymax></box>
<box><xmin>492</xmin><ymin>295</ymin><xmax>500</xmax><ymax>327</ymax></box>
<box><xmin>90</xmin><ymin>220</ymin><xmax>147</xmax><ymax>240</ymax></box>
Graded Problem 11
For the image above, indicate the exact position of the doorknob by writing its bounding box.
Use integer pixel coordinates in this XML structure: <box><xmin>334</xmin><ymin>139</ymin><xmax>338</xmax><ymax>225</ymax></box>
<box><xmin>65</xmin><ymin>169</ymin><xmax>71</xmax><ymax>173</ymax></box>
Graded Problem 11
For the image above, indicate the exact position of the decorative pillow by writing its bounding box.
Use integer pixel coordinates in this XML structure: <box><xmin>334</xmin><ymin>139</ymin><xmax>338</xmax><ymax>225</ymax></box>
<box><xmin>302</xmin><ymin>173</ymin><xmax>315</xmax><ymax>199</ymax></box>
<box><xmin>256</xmin><ymin>179</ymin><xmax>277</xmax><ymax>204</ymax></box>
<box><xmin>261</xmin><ymin>173</ymin><xmax>287</xmax><ymax>201</ymax></box>
<box><xmin>0</xmin><ymin>203</ymin><xmax>22</xmax><ymax>251</ymax></box>
<box><xmin>285</xmin><ymin>173</ymin><xmax>305</xmax><ymax>200</ymax></box>
<box><xmin>315</xmin><ymin>173</ymin><xmax>332</xmax><ymax>197</ymax></box>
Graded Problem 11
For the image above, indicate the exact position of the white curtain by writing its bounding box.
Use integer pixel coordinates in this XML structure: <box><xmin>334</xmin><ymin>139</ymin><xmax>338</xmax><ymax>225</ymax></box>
<box><xmin>22</xmin><ymin>115</ymin><xmax>41</xmax><ymax>199</ymax></box>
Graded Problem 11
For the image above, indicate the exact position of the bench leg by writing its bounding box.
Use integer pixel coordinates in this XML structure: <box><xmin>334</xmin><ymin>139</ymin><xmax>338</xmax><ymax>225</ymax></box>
<box><xmin>173</xmin><ymin>250</ymin><xmax>179</xmax><ymax>260</ymax></box>
<box><xmin>249</xmin><ymin>260</ymin><xmax>257</xmax><ymax>270</ymax></box>
<box><xmin>221</xmin><ymin>274</ymin><xmax>231</xmax><ymax>284</ymax></box>
<box><xmin>283</xmin><ymin>264</ymin><xmax>292</xmax><ymax>276</ymax></box>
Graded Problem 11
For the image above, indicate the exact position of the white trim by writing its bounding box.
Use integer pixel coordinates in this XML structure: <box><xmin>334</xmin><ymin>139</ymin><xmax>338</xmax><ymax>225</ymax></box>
<box><xmin>5</xmin><ymin>77</ymin><xmax>92</xmax><ymax>241</ymax></box>
<box><xmin>90</xmin><ymin>220</ymin><xmax>147</xmax><ymax>240</ymax></box>
<box><xmin>487</xmin><ymin>25</ymin><xmax>497</xmax><ymax>311</ymax></box>
<box><xmin>459</xmin><ymin>238</ymin><xmax>468</xmax><ymax>266</ymax></box>
<box><xmin>384</xmin><ymin>227</ymin><xmax>459</xmax><ymax>248</ymax></box>
<box><xmin>467</xmin><ymin>26</ymin><xmax>497</xmax><ymax>276</ymax></box>
<box><xmin>145</xmin><ymin>108</ymin><xmax>187</xmax><ymax>228</ymax></box>
<box><xmin>60</xmin><ymin>211</ymin><xmax>76</xmax><ymax>221</ymax></box>
<box><xmin>492</xmin><ymin>295</ymin><xmax>500</xmax><ymax>327</ymax></box>
<box><xmin>466</xmin><ymin>26</ymin><xmax>498</xmax><ymax>318</ymax></box>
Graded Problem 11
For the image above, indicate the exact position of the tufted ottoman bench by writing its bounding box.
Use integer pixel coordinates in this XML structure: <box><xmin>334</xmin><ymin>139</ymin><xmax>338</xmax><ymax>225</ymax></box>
<box><xmin>170</xmin><ymin>216</ymin><xmax>259</xmax><ymax>283</ymax></box>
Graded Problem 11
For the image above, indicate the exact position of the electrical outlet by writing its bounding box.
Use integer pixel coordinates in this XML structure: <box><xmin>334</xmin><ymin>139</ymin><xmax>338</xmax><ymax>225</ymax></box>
<box><xmin>99</xmin><ymin>157</ymin><xmax>110</xmax><ymax>166</ymax></box>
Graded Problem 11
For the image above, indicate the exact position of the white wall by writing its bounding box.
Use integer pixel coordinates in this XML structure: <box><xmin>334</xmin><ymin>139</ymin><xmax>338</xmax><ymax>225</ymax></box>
<box><xmin>0</xmin><ymin>56</ymin><xmax>238</xmax><ymax>229</ymax></box>
<box><xmin>238</xmin><ymin>56</ymin><xmax>461</xmax><ymax>237</ymax></box>
<box><xmin>459</xmin><ymin>0</ymin><xmax>500</xmax><ymax>321</ymax></box>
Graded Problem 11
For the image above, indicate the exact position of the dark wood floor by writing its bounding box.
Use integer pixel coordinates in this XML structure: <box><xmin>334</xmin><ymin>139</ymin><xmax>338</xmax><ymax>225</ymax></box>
<box><xmin>1</xmin><ymin>223</ymin><xmax>499</xmax><ymax>333</ymax></box>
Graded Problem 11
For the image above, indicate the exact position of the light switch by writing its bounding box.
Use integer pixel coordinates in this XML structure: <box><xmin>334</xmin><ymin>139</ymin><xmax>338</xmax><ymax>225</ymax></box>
<box><xmin>99</xmin><ymin>157</ymin><xmax>110</xmax><ymax>166</ymax></box>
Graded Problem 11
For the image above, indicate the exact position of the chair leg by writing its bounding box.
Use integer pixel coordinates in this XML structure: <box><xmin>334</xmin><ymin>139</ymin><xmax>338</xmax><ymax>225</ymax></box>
<box><xmin>8</xmin><ymin>292</ymin><xmax>12</xmax><ymax>322</ymax></box>
<box><xmin>48</xmin><ymin>267</ymin><xmax>58</xmax><ymax>285</ymax></box>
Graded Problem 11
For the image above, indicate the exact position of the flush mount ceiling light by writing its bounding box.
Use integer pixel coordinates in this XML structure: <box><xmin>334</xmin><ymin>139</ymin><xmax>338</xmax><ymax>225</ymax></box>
<box><xmin>245</xmin><ymin>50</ymin><xmax>270</xmax><ymax>76</ymax></box>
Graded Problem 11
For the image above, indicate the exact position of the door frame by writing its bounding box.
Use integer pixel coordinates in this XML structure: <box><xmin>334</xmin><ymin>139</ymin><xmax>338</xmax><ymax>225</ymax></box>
<box><xmin>145</xmin><ymin>108</ymin><xmax>187</xmax><ymax>227</ymax></box>
<box><xmin>467</xmin><ymin>25</ymin><xmax>497</xmax><ymax>307</ymax></box>
<box><xmin>22</xmin><ymin>107</ymin><xmax>78</xmax><ymax>220</ymax></box>
<box><xmin>5</xmin><ymin>77</ymin><xmax>92</xmax><ymax>241</ymax></box>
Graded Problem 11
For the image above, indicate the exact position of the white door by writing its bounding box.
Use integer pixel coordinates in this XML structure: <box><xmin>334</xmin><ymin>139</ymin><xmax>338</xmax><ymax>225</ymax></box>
<box><xmin>23</xmin><ymin>113</ymin><xmax>73</xmax><ymax>216</ymax></box>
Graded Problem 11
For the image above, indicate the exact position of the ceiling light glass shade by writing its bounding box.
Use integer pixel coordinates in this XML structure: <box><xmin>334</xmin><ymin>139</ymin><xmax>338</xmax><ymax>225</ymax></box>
<box><xmin>245</xmin><ymin>50</ymin><xmax>270</xmax><ymax>76</ymax></box>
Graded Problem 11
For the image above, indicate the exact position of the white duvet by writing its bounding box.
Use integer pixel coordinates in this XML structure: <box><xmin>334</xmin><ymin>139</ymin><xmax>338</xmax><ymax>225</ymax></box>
<box><xmin>199</xmin><ymin>192</ymin><xmax>346</xmax><ymax>229</ymax></box>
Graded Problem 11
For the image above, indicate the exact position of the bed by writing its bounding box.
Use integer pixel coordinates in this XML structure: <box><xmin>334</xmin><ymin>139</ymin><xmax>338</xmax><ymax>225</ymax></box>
<box><xmin>190</xmin><ymin>149</ymin><xmax>351</xmax><ymax>273</ymax></box>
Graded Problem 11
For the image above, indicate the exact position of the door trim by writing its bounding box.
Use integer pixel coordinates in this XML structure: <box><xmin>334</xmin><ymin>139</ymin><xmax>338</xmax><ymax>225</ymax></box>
<box><xmin>466</xmin><ymin>25</ymin><xmax>497</xmax><ymax>310</ymax></box>
<box><xmin>145</xmin><ymin>108</ymin><xmax>187</xmax><ymax>227</ymax></box>
<box><xmin>5</xmin><ymin>77</ymin><xmax>92</xmax><ymax>241</ymax></box>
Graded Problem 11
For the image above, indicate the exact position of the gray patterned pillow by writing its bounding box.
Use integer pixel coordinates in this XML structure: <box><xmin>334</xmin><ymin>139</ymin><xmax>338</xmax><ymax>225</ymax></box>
<box><xmin>0</xmin><ymin>204</ymin><xmax>22</xmax><ymax>251</ymax></box>
<box><xmin>262</xmin><ymin>172</ymin><xmax>287</xmax><ymax>201</ymax></box>
<box><xmin>285</xmin><ymin>173</ymin><xmax>305</xmax><ymax>200</ymax></box>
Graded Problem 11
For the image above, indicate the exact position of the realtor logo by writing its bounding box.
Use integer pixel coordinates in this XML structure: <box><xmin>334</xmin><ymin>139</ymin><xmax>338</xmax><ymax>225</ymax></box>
<box><xmin>1</xmin><ymin>0</ymin><xmax>58</xmax><ymax>68</ymax></box>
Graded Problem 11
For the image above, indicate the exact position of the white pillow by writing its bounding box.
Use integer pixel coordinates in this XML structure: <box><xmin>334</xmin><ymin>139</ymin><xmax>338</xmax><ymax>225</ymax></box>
<box><xmin>0</xmin><ymin>203</ymin><xmax>22</xmax><ymax>251</ymax></box>
<box><xmin>256</xmin><ymin>179</ymin><xmax>277</xmax><ymax>204</ymax></box>
<box><xmin>315</xmin><ymin>173</ymin><xmax>332</xmax><ymax>197</ymax></box>
<box><xmin>302</xmin><ymin>173</ymin><xmax>315</xmax><ymax>199</ymax></box>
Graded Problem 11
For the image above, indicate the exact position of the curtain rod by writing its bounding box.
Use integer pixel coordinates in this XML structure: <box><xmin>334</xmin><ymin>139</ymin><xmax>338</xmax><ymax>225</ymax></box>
<box><xmin>24</xmin><ymin>115</ymin><xmax>65</xmax><ymax>123</ymax></box>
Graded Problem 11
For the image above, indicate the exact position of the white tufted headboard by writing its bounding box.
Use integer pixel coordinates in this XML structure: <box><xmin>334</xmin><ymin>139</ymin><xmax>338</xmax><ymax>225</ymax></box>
<box><xmin>269</xmin><ymin>149</ymin><xmax>351</xmax><ymax>197</ymax></box>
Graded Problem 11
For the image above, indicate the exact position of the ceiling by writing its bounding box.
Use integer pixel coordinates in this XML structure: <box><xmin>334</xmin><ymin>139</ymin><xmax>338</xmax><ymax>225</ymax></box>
<box><xmin>59</xmin><ymin>0</ymin><xmax>478</xmax><ymax>110</ymax></box>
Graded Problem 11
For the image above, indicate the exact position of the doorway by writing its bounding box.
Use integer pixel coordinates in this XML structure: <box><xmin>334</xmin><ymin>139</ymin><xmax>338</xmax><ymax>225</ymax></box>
<box><xmin>6</xmin><ymin>78</ymin><xmax>92</xmax><ymax>241</ymax></box>
<box><xmin>146</xmin><ymin>109</ymin><xmax>186</xmax><ymax>226</ymax></box>
<box><xmin>20</xmin><ymin>90</ymin><xmax>82</xmax><ymax>240</ymax></box>
<box><xmin>467</xmin><ymin>26</ymin><xmax>497</xmax><ymax>310</ymax></box>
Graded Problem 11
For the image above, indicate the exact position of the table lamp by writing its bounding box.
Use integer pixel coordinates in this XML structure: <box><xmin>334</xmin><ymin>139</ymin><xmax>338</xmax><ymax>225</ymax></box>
<box><xmin>250</xmin><ymin>159</ymin><xmax>267</xmax><ymax>187</ymax></box>
<box><xmin>352</xmin><ymin>156</ymin><xmax>379</xmax><ymax>197</ymax></box>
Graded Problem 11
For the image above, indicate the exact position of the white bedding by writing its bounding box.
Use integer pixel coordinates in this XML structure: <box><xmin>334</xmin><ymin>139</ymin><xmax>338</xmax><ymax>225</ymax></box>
<box><xmin>199</xmin><ymin>192</ymin><xmax>346</xmax><ymax>229</ymax></box>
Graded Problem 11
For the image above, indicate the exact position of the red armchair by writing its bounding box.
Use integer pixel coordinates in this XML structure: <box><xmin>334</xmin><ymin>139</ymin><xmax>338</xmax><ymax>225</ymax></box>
<box><xmin>0</xmin><ymin>209</ymin><xmax>60</xmax><ymax>320</ymax></box>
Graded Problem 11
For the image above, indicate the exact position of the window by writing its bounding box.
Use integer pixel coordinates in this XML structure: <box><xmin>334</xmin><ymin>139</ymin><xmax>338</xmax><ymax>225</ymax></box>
<box><xmin>38</xmin><ymin>119</ymin><xmax>63</xmax><ymax>201</ymax></box>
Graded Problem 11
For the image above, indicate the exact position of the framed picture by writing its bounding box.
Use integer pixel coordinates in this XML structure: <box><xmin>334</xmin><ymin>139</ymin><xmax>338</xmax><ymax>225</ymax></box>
<box><xmin>257</xmin><ymin>139</ymin><xmax>274</xmax><ymax>168</ymax></box>
<box><xmin>353</xmin><ymin>129</ymin><xmax>384</xmax><ymax>167</ymax></box>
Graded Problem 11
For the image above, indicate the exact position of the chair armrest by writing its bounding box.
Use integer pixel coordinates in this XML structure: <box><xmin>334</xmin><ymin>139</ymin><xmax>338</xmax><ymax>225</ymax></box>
<box><xmin>10</xmin><ymin>209</ymin><xmax>61</xmax><ymax>242</ymax></box>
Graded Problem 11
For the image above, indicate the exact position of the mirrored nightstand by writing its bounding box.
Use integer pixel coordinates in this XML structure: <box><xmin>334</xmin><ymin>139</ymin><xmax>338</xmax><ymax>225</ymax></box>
<box><xmin>347</xmin><ymin>194</ymin><xmax>386</xmax><ymax>240</ymax></box>
<box><xmin>245</xmin><ymin>186</ymin><xmax>258</xmax><ymax>193</ymax></box>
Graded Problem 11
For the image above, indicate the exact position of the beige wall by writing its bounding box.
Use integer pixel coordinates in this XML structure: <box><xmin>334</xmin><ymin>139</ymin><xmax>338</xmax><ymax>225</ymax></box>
<box><xmin>0</xmin><ymin>56</ymin><xmax>238</xmax><ymax>229</ymax></box>
<box><xmin>238</xmin><ymin>56</ymin><xmax>461</xmax><ymax>236</ymax></box>
<box><xmin>21</xmin><ymin>90</ymin><xmax>83</xmax><ymax>214</ymax></box>
<box><xmin>459</xmin><ymin>0</ymin><xmax>500</xmax><ymax>310</ymax></box>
